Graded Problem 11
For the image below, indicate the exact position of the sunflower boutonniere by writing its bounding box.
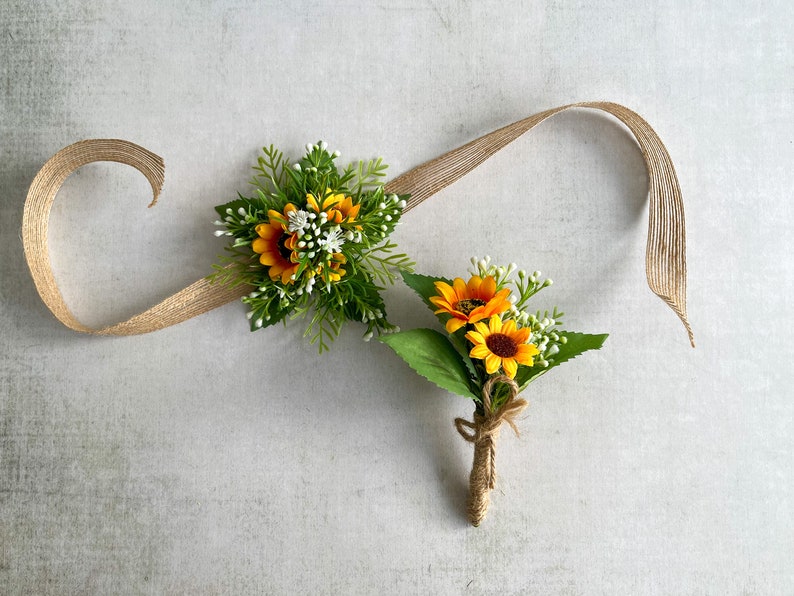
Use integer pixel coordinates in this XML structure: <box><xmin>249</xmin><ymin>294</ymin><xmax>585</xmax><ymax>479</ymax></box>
<box><xmin>381</xmin><ymin>257</ymin><xmax>607</xmax><ymax>526</ymax></box>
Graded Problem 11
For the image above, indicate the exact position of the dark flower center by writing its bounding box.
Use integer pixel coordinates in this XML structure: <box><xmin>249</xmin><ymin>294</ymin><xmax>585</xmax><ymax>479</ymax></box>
<box><xmin>456</xmin><ymin>298</ymin><xmax>486</xmax><ymax>316</ymax></box>
<box><xmin>485</xmin><ymin>333</ymin><xmax>518</xmax><ymax>358</ymax></box>
<box><xmin>277</xmin><ymin>233</ymin><xmax>293</xmax><ymax>260</ymax></box>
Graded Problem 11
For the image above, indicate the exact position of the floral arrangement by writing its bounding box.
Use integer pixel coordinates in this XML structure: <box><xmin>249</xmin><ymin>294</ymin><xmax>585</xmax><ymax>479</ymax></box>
<box><xmin>211</xmin><ymin>142</ymin><xmax>412</xmax><ymax>351</ymax></box>
<box><xmin>381</xmin><ymin>257</ymin><xmax>607</xmax><ymax>526</ymax></box>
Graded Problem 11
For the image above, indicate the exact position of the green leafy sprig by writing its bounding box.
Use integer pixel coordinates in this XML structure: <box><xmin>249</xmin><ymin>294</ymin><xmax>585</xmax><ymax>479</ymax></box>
<box><xmin>380</xmin><ymin>258</ymin><xmax>607</xmax><ymax>410</ymax></box>
<box><xmin>211</xmin><ymin>142</ymin><xmax>413</xmax><ymax>352</ymax></box>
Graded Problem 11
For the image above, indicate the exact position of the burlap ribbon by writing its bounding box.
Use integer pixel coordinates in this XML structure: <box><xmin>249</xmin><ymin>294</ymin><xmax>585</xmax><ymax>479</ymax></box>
<box><xmin>22</xmin><ymin>102</ymin><xmax>693</xmax><ymax>344</ymax></box>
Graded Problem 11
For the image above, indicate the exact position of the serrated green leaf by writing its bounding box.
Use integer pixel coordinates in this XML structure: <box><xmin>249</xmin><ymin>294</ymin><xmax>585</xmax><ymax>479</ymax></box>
<box><xmin>214</xmin><ymin>197</ymin><xmax>251</xmax><ymax>219</ymax></box>
<box><xmin>380</xmin><ymin>328</ymin><xmax>478</xmax><ymax>399</ymax></box>
<box><xmin>400</xmin><ymin>271</ymin><xmax>452</xmax><ymax>310</ymax></box>
<box><xmin>515</xmin><ymin>331</ymin><xmax>608</xmax><ymax>390</ymax></box>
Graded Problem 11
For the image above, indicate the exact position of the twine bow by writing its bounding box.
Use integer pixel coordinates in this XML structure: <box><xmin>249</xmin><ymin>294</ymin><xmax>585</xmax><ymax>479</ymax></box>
<box><xmin>22</xmin><ymin>102</ymin><xmax>693</xmax><ymax>344</ymax></box>
<box><xmin>454</xmin><ymin>375</ymin><xmax>528</xmax><ymax>526</ymax></box>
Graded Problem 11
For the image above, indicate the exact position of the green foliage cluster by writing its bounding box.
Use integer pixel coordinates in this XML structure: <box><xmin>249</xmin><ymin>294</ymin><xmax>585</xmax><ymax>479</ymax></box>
<box><xmin>211</xmin><ymin>142</ymin><xmax>413</xmax><ymax>351</ymax></box>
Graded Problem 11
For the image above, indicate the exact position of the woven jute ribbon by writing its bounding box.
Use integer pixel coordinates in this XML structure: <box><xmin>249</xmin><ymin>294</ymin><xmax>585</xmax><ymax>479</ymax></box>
<box><xmin>455</xmin><ymin>375</ymin><xmax>527</xmax><ymax>526</ymax></box>
<box><xmin>22</xmin><ymin>102</ymin><xmax>693</xmax><ymax>344</ymax></box>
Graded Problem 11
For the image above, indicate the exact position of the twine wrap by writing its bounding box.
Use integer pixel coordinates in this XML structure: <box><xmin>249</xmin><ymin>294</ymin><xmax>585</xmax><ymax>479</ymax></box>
<box><xmin>22</xmin><ymin>102</ymin><xmax>693</xmax><ymax>344</ymax></box>
<box><xmin>455</xmin><ymin>375</ymin><xmax>528</xmax><ymax>526</ymax></box>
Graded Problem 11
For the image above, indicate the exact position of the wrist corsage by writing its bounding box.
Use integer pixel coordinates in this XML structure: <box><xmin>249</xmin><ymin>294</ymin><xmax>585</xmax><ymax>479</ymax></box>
<box><xmin>210</xmin><ymin>142</ymin><xmax>412</xmax><ymax>351</ymax></box>
<box><xmin>382</xmin><ymin>257</ymin><xmax>608</xmax><ymax>526</ymax></box>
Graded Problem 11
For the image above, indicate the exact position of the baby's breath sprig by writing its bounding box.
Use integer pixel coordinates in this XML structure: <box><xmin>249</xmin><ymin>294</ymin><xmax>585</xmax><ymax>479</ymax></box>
<box><xmin>210</xmin><ymin>141</ymin><xmax>413</xmax><ymax>352</ymax></box>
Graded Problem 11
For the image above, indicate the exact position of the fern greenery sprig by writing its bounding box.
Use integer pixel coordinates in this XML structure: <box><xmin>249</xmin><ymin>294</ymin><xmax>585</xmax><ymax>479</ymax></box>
<box><xmin>210</xmin><ymin>141</ymin><xmax>413</xmax><ymax>352</ymax></box>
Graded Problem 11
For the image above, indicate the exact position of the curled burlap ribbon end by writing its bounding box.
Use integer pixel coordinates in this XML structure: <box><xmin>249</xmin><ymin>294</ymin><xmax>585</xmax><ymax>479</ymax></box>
<box><xmin>21</xmin><ymin>139</ymin><xmax>249</xmax><ymax>335</ymax></box>
<box><xmin>455</xmin><ymin>375</ymin><xmax>528</xmax><ymax>526</ymax></box>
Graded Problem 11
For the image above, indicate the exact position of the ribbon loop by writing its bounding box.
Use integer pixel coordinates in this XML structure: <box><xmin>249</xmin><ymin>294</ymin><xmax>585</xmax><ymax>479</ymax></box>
<box><xmin>21</xmin><ymin>139</ymin><xmax>248</xmax><ymax>335</ymax></box>
<box><xmin>388</xmin><ymin>102</ymin><xmax>693</xmax><ymax>346</ymax></box>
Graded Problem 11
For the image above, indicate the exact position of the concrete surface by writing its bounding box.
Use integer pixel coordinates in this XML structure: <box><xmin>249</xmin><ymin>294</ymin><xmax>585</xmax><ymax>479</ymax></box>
<box><xmin>1</xmin><ymin>1</ymin><xmax>792</xmax><ymax>594</ymax></box>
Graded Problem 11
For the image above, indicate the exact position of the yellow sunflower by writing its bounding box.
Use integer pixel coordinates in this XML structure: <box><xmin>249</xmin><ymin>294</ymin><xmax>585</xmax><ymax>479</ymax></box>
<box><xmin>307</xmin><ymin>191</ymin><xmax>361</xmax><ymax>226</ymax></box>
<box><xmin>251</xmin><ymin>220</ymin><xmax>299</xmax><ymax>284</ymax></box>
<box><xmin>465</xmin><ymin>315</ymin><xmax>540</xmax><ymax>379</ymax></box>
<box><xmin>429</xmin><ymin>275</ymin><xmax>512</xmax><ymax>333</ymax></box>
<box><xmin>306</xmin><ymin>191</ymin><xmax>342</xmax><ymax>214</ymax></box>
<box><xmin>327</xmin><ymin>195</ymin><xmax>361</xmax><ymax>225</ymax></box>
<box><xmin>317</xmin><ymin>253</ymin><xmax>347</xmax><ymax>283</ymax></box>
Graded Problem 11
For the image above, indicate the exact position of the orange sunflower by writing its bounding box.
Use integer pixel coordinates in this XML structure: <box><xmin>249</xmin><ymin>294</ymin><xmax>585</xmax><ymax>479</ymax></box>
<box><xmin>429</xmin><ymin>275</ymin><xmax>512</xmax><ymax>333</ymax></box>
<box><xmin>251</xmin><ymin>218</ymin><xmax>299</xmax><ymax>284</ymax></box>
<box><xmin>306</xmin><ymin>191</ymin><xmax>361</xmax><ymax>226</ymax></box>
<box><xmin>465</xmin><ymin>315</ymin><xmax>540</xmax><ymax>379</ymax></box>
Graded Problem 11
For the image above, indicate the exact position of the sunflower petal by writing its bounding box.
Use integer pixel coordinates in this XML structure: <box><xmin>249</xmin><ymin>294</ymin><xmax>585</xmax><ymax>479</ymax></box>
<box><xmin>467</xmin><ymin>275</ymin><xmax>483</xmax><ymax>296</ymax></box>
<box><xmin>517</xmin><ymin>341</ymin><xmax>540</xmax><ymax>354</ymax></box>
<box><xmin>493</xmin><ymin>287</ymin><xmax>511</xmax><ymax>302</ymax></box>
<box><xmin>513</xmin><ymin>327</ymin><xmax>532</xmax><ymax>344</ymax></box>
<box><xmin>465</xmin><ymin>331</ymin><xmax>486</xmax><ymax>345</ymax></box>
<box><xmin>445</xmin><ymin>317</ymin><xmax>466</xmax><ymax>333</ymax></box>
<box><xmin>346</xmin><ymin>203</ymin><xmax>361</xmax><ymax>220</ymax></box>
<box><xmin>452</xmin><ymin>278</ymin><xmax>468</xmax><ymax>302</ymax></box>
<box><xmin>434</xmin><ymin>281</ymin><xmax>457</xmax><ymax>306</ymax></box>
<box><xmin>258</xmin><ymin>251</ymin><xmax>279</xmax><ymax>266</ymax></box>
<box><xmin>515</xmin><ymin>354</ymin><xmax>536</xmax><ymax>368</ymax></box>
<box><xmin>472</xmin><ymin>321</ymin><xmax>490</xmax><ymax>336</ymax></box>
<box><xmin>470</xmin><ymin>344</ymin><xmax>491</xmax><ymax>359</ymax></box>
<box><xmin>251</xmin><ymin>237</ymin><xmax>268</xmax><ymax>254</ymax></box>
<box><xmin>501</xmin><ymin>318</ymin><xmax>517</xmax><ymax>335</ymax></box>
<box><xmin>488</xmin><ymin>315</ymin><xmax>502</xmax><ymax>333</ymax></box>
<box><xmin>484</xmin><ymin>353</ymin><xmax>501</xmax><ymax>374</ymax></box>
<box><xmin>479</xmin><ymin>275</ymin><xmax>496</xmax><ymax>300</ymax></box>
<box><xmin>429</xmin><ymin>296</ymin><xmax>452</xmax><ymax>311</ymax></box>
<box><xmin>322</xmin><ymin>192</ymin><xmax>344</xmax><ymax>209</ymax></box>
<box><xmin>256</xmin><ymin>223</ymin><xmax>280</xmax><ymax>240</ymax></box>
<box><xmin>468</xmin><ymin>310</ymin><xmax>487</xmax><ymax>324</ymax></box>
<box><xmin>267</xmin><ymin>209</ymin><xmax>287</xmax><ymax>224</ymax></box>
<box><xmin>503</xmin><ymin>358</ymin><xmax>518</xmax><ymax>379</ymax></box>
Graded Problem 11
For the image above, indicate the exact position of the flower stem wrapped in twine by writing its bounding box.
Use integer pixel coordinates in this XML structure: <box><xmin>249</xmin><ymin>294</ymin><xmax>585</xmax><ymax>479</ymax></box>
<box><xmin>454</xmin><ymin>375</ymin><xmax>528</xmax><ymax>526</ymax></box>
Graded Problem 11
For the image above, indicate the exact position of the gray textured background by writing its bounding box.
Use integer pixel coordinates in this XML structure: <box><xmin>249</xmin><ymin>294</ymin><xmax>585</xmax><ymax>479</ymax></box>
<box><xmin>1</xmin><ymin>1</ymin><xmax>792</xmax><ymax>594</ymax></box>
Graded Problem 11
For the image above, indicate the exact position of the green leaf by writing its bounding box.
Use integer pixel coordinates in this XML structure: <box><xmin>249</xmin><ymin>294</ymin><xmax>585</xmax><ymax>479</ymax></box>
<box><xmin>214</xmin><ymin>197</ymin><xmax>250</xmax><ymax>220</ymax></box>
<box><xmin>400</xmin><ymin>271</ymin><xmax>452</xmax><ymax>311</ymax></box>
<box><xmin>514</xmin><ymin>331</ymin><xmax>608</xmax><ymax>390</ymax></box>
<box><xmin>380</xmin><ymin>328</ymin><xmax>478</xmax><ymax>399</ymax></box>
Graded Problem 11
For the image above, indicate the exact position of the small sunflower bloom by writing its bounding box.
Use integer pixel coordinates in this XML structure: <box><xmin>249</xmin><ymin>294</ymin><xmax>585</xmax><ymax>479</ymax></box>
<box><xmin>430</xmin><ymin>275</ymin><xmax>512</xmax><ymax>333</ymax></box>
<box><xmin>327</xmin><ymin>195</ymin><xmax>361</xmax><ymax>225</ymax></box>
<box><xmin>252</xmin><ymin>219</ymin><xmax>299</xmax><ymax>284</ymax></box>
<box><xmin>307</xmin><ymin>191</ymin><xmax>361</xmax><ymax>226</ymax></box>
<box><xmin>306</xmin><ymin>191</ymin><xmax>344</xmax><ymax>215</ymax></box>
<box><xmin>465</xmin><ymin>315</ymin><xmax>540</xmax><ymax>379</ymax></box>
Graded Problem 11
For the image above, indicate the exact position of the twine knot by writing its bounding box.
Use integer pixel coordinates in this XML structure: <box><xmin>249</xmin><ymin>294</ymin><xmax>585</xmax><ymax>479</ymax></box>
<box><xmin>454</xmin><ymin>375</ymin><xmax>528</xmax><ymax>526</ymax></box>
